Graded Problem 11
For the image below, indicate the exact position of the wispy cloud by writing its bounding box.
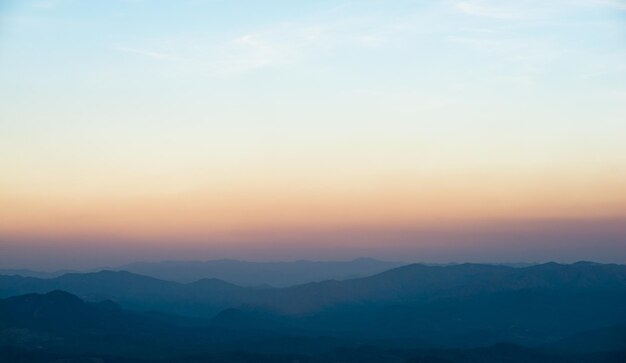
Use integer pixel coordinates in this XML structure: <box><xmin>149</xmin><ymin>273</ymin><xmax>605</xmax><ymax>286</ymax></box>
<box><xmin>454</xmin><ymin>1</ymin><xmax>520</xmax><ymax>19</ymax></box>
<box><xmin>456</xmin><ymin>0</ymin><xmax>626</xmax><ymax>19</ymax></box>
<box><xmin>216</xmin><ymin>32</ymin><xmax>290</xmax><ymax>74</ymax></box>
<box><xmin>114</xmin><ymin>46</ymin><xmax>182</xmax><ymax>61</ymax></box>
<box><xmin>30</xmin><ymin>0</ymin><xmax>61</xmax><ymax>10</ymax></box>
<box><xmin>107</xmin><ymin>0</ymin><xmax>623</xmax><ymax>81</ymax></box>
<box><xmin>589</xmin><ymin>0</ymin><xmax>626</xmax><ymax>10</ymax></box>
<box><xmin>110</xmin><ymin>16</ymin><xmax>401</xmax><ymax>76</ymax></box>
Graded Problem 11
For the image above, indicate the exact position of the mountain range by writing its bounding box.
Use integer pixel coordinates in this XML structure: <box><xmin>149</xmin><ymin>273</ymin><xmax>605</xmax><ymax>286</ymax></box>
<box><xmin>1</xmin><ymin>261</ymin><xmax>625</xmax><ymax>348</ymax></box>
<box><xmin>1</xmin><ymin>258</ymin><xmax>406</xmax><ymax>287</ymax></box>
<box><xmin>1</xmin><ymin>289</ymin><xmax>625</xmax><ymax>362</ymax></box>
<box><xmin>118</xmin><ymin>257</ymin><xmax>406</xmax><ymax>286</ymax></box>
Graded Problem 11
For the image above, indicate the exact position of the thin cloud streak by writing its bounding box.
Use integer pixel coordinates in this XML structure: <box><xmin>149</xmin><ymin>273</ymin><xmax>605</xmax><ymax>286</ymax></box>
<box><xmin>455</xmin><ymin>1</ymin><xmax>520</xmax><ymax>19</ymax></box>
<box><xmin>114</xmin><ymin>46</ymin><xmax>182</xmax><ymax>61</ymax></box>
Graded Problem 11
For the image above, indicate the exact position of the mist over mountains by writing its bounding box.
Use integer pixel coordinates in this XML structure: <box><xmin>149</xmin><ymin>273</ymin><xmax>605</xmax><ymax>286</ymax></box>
<box><xmin>117</xmin><ymin>257</ymin><xmax>406</xmax><ymax>286</ymax></box>
<box><xmin>1</xmin><ymin>258</ymin><xmax>406</xmax><ymax>287</ymax></box>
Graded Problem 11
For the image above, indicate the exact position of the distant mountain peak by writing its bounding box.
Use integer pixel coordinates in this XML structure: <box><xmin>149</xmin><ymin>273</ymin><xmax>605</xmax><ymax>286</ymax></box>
<box><xmin>189</xmin><ymin>277</ymin><xmax>241</xmax><ymax>288</ymax></box>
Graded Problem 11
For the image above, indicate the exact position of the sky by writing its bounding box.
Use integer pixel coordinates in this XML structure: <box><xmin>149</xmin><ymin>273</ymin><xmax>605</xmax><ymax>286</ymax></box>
<box><xmin>1</xmin><ymin>0</ymin><xmax>626</xmax><ymax>269</ymax></box>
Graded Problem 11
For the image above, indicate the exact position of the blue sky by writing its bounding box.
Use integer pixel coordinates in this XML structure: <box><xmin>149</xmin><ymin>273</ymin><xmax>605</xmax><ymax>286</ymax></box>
<box><xmin>2</xmin><ymin>0</ymin><xmax>624</xmax><ymax>167</ymax></box>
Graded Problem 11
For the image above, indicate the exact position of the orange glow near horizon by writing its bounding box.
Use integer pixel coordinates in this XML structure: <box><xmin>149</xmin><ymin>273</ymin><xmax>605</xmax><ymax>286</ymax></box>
<box><xmin>2</xmin><ymin>165</ymin><xmax>625</xmax><ymax>244</ymax></box>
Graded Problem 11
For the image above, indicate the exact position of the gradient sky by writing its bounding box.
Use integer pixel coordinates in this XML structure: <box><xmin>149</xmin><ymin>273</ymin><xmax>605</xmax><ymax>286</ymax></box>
<box><xmin>1</xmin><ymin>0</ymin><xmax>626</xmax><ymax>269</ymax></box>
